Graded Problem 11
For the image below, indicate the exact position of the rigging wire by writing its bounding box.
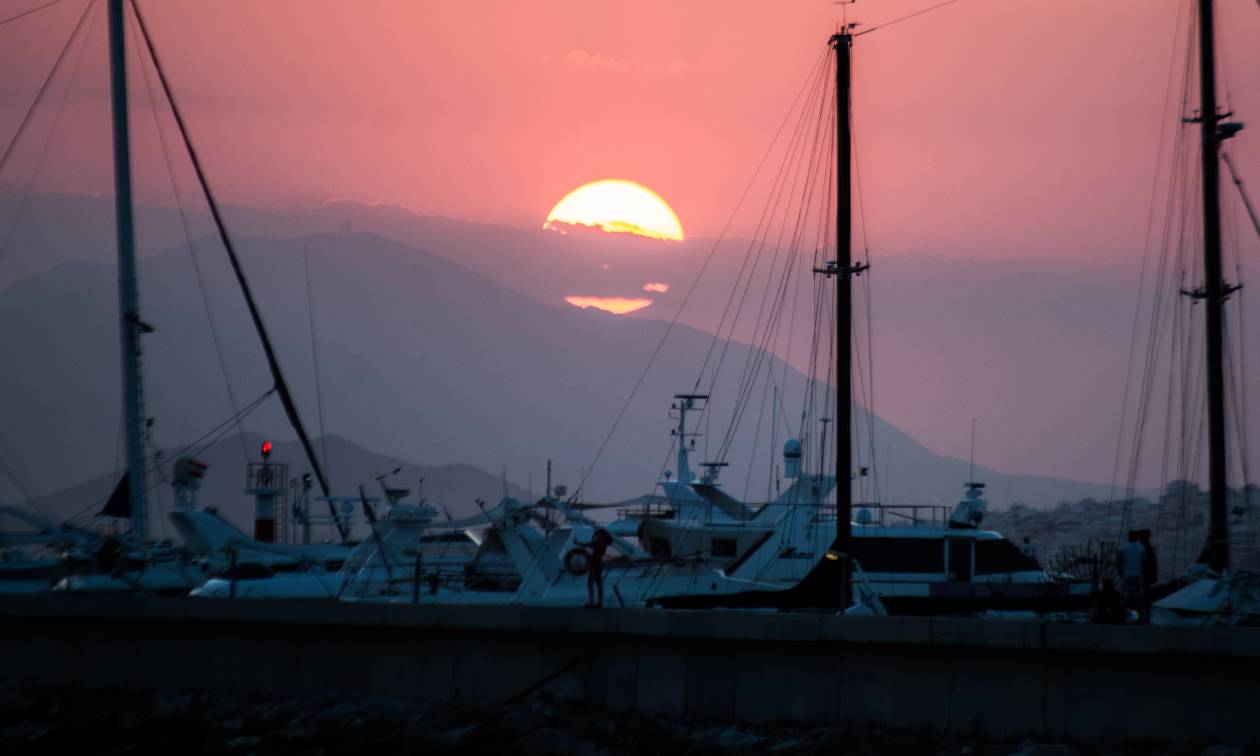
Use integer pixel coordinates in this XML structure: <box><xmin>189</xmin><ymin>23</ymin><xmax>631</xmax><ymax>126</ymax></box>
<box><xmin>1116</xmin><ymin>1</ymin><xmax>1198</xmax><ymax>540</ymax></box>
<box><xmin>304</xmin><ymin>245</ymin><xmax>333</xmax><ymax>490</ymax></box>
<box><xmin>1222</xmin><ymin>153</ymin><xmax>1260</xmax><ymax>244</ymax></box>
<box><xmin>1109</xmin><ymin>0</ymin><xmax>1193</xmax><ymax>512</ymax></box>
<box><xmin>0</xmin><ymin>0</ymin><xmax>95</xmax><ymax>269</ymax></box>
<box><xmin>693</xmin><ymin>52</ymin><xmax>831</xmax><ymax>401</ymax></box>
<box><xmin>708</xmin><ymin>55</ymin><xmax>833</xmax><ymax>463</ymax></box>
<box><xmin>0</xmin><ymin>0</ymin><xmax>68</xmax><ymax>28</ymax></box>
<box><xmin>565</xmin><ymin>48</ymin><xmax>830</xmax><ymax>499</ymax></box>
<box><xmin>64</xmin><ymin>389</ymin><xmax>276</xmax><ymax>524</ymax></box>
<box><xmin>851</xmin><ymin>99</ymin><xmax>881</xmax><ymax>504</ymax></box>
<box><xmin>125</xmin><ymin>2</ymin><xmax>251</xmax><ymax>465</ymax></box>
<box><xmin>130</xmin><ymin>0</ymin><xmax>340</xmax><ymax>528</ymax></box>
<box><xmin>0</xmin><ymin>436</ymin><xmax>38</xmax><ymax>508</ymax></box>
<box><xmin>713</xmin><ymin>84</ymin><xmax>829</xmax><ymax>464</ymax></box>
<box><xmin>854</xmin><ymin>0</ymin><xmax>966</xmax><ymax>37</ymax></box>
<box><xmin>0</xmin><ymin>0</ymin><xmax>96</xmax><ymax>514</ymax></box>
<box><xmin>0</xmin><ymin>0</ymin><xmax>89</xmax><ymax>178</ymax></box>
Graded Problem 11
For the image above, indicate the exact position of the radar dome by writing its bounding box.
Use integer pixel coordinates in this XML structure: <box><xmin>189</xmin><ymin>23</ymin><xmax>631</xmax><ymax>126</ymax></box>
<box><xmin>783</xmin><ymin>438</ymin><xmax>802</xmax><ymax>479</ymax></box>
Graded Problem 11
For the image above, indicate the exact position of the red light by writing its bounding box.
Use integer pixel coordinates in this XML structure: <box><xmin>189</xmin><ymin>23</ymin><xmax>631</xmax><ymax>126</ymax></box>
<box><xmin>261</xmin><ymin>441</ymin><xmax>273</xmax><ymax>459</ymax></box>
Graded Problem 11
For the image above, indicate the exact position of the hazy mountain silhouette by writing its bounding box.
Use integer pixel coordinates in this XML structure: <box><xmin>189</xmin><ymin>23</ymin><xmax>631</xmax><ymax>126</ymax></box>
<box><xmin>0</xmin><ymin>216</ymin><xmax>1123</xmax><ymax>511</ymax></box>
<box><xmin>5</xmin><ymin>192</ymin><xmax>1240</xmax><ymax>490</ymax></box>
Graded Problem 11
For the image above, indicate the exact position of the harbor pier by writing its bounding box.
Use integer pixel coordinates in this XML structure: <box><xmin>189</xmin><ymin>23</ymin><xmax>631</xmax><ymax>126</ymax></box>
<box><xmin>1</xmin><ymin>596</ymin><xmax>1257</xmax><ymax>746</ymax></box>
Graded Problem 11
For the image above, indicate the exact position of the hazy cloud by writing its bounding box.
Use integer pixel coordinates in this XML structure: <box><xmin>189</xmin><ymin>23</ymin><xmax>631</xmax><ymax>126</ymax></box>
<box><xmin>565</xmin><ymin>49</ymin><xmax>687</xmax><ymax>75</ymax></box>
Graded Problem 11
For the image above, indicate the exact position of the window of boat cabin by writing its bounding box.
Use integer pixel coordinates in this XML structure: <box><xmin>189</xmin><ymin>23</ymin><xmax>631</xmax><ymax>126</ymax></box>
<box><xmin>974</xmin><ymin>539</ymin><xmax>1039</xmax><ymax>574</ymax></box>
<box><xmin>648</xmin><ymin>538</ymin><xmax>672</xmax><ymax>558</ymax></box>
<box><xmin>710</xmin><ymin>538</ymin><xmax>738</xmax><ymax>558</ymax></box>
<box><xmin>850</xmin><ymin>538</ymin><xmax>943</xmax><ymax>573</ymax></box>
<box><xmin>947</xmin><ymin>539</ymin><xmax>972</xmax><ymax>581</ymax></box>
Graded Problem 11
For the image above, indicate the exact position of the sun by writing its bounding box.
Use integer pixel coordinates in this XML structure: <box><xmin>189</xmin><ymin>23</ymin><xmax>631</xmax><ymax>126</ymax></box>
<box><xmin>544</xmin><ymin>179</ymin><xmax>684</xmax><ymax>241</ymax></box>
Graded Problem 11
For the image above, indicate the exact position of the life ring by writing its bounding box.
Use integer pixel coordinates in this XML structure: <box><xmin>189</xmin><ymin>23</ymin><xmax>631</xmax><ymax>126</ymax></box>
<box><xmin>564</xmin><ymin>547</ymin><xmax>591</xmax><ymax>577</ymax></box>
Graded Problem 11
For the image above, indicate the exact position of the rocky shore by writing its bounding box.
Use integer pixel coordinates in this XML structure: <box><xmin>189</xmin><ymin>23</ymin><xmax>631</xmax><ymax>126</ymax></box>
<box><xmin>0</xmin><ymin>682</ymin><xmax>1245</xmax><ymax>756</ymax></box>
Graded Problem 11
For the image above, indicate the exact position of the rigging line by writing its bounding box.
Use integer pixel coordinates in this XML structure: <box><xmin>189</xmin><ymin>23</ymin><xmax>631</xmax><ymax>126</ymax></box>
<box><xmin>0</xmin><ymin>0</ymin><xmax>68</xmax><ymax>28</ymax></box>
<box><xmin>130</xmin><ymin>1</ymin><xmax>339</xmax><ymax>527</ymax></box>
<box><xmin>715</xmin><ymin>137</ymin><xmax>817</xmax><ymax>462</ymax></box>
<box><xmin>0</xmin><ymin>0</ymin><xmax>89</xmax><ymax>177</ymax></box>
<box><xmin>1222</xmin><ymin>316</ymin><xmax>1248</xmax><ymax>493</ymax></box>
<box><xmin>854</xmin><ymin>0</ymin><xmax>966</xmax><ymax>37</ymax></box>
<box><xmin>566</xmin><ymin>49</ymin><xmax>829</xmax><ymax>498</ymax></box>
<box><xmin>0</xmin><ymin>436</ymin><xmax>37</xmax><ymax>507</ymax></box>
<box><xmin>64</xmin><ymin>389</ymin><xmax>276</xmax><ymax>524</ymax></box>
<box><xmin>692</xmin><ymin>51</ymin><xmax>830</xmax><ymax>397</ymax></box>
<box><xmin>708</xmin><ymin>60</ymin><xmax>832</xmax><ymax>449</ymax></box>
<box><xmin>1222</xmin><ymin>153</ymin><xmax>1260</xmax><ymax>244</ymax></box>
<box><xmin>1123</xmin><ymin>24</ymin><xmax>1197</xmax><ymax>515</ymax></box>
<box><xmin>0</xmin><ymin>0</ymin><xmax>95</xmax><ymax>271</ymax></box>
<box><xmin>126</xmin><ymin>4</ymin><xmax>250</xmax><ymax>463</ymax></box>
<box><xmin>851</xmin><ymin>113</ymin><xmax>880</xmax><ymax>500</ymax></box>
<box><xmin>1108</xmin><ymin>0</ymin><xmax>1193</xmax><ymax>508</ymax></box>
<box><xmin>304</xmin><ymin>245</ymin><xmax>332</xmax><ymax>490</ymax></box>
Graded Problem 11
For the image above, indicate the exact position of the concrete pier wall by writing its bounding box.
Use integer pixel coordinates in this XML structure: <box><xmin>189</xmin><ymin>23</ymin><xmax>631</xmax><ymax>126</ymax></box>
<box><xmin>1</xmin><ymin>596</ymin><xmax>1257</xmax><ymax>745</ymax></box>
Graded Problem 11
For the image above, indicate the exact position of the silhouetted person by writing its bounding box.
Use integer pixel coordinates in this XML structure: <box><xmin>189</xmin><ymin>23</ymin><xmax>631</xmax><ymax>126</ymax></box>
<box><xmin>1138</xmin><ymin>529</ymin><xmax>1158</xmax><ymax>623</ymax></box>
<box><xmin>577</xmin><ymin>527</ymin><xmax>613</xmax><ymax>608</ymax></box>
<box><xmin>1021</xmin><ymin>536</ymin><xmax>1037</xmax><ymax>565</ymax></box>
<box><xmin>1092</xmin><ymin>578</ymin><xmax>1125</xmax><ymax>625</ymax></box>
<box><xmin>1118</xmin><ymin>530</ymin><xmax>1146</xmax><ymax>619</ymax></box>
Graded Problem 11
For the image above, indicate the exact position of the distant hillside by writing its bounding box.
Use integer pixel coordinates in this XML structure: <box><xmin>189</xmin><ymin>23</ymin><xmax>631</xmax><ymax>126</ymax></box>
<box><xmin>0</xmin><ymin>227</ymin><xmax>1122</xmax><ymax>509</ymax></box>
<box><xmin>3</xmin><ymin>192</ymin><xmax>1242</xmax><ymax>492</ymax></box>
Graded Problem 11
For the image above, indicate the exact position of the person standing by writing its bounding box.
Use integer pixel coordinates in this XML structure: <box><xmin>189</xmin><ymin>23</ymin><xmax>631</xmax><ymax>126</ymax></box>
<box><xmin>1021</xmin><ymin>537</ymin><xmax>1037</xmax><ymax>565</ymax></box>
<box><xmin>577</xmin><ymin>527</ymin><xmax>613</xmax><ymax>608</ymax></box>
<box><xmin>1118</xmin><ymin>530</ymin><xmax>1146</xmax><ymax>621</ymax></box>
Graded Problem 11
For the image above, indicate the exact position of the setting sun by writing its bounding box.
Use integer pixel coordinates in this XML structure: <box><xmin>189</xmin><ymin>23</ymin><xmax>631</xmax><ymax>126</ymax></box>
<box><xmin>544</xmin><ymin>179</ymin><xmax>684</xmax><ymax>241</ymax></box>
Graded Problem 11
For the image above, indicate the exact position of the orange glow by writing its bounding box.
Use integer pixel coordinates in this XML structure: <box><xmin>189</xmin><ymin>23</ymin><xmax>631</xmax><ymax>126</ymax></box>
<box><xmin>544</xmin><ymin>180</ymin><xmax>684</xmax><ymax>241</ymax></box>
<box><xmin>642</xmin><ymin>282</ymin><xmax>670</xmax><ymax>293</ymax></box>
<box><xmin>564</xmin><ymin>296</ymin><xmax>653</xmax><ymax>315</ymax></box>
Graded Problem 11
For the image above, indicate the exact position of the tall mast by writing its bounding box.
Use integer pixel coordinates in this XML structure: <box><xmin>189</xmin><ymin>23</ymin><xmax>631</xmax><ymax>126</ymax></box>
<box><xmin>831</xmin><ymin>28</ymin><xmax>859</xmax><ymax>609</ymax></box>
<box><xmin>108</xmin><ymin>0</ymin><xmax>148</xmax><ymax>541</ymax></box>
<box><xmin>1196</xmin><ymin>0</ymin><xmax>1230</xmax><ymax>572</ymax></box>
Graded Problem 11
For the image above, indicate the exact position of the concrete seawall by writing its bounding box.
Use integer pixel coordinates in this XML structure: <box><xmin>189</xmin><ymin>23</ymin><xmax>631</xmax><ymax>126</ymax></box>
<box><xmin>1</xmin><ymin>596</ymin><xmax>1257</xmax><ymax>745</ymax></box>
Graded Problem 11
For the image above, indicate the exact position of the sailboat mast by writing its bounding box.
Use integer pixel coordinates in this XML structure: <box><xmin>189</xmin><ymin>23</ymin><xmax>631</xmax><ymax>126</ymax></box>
<box><xmin>1196</xmin><ymin>0</ymin><xmax>1229</xmax><ymax>571</ymax></box>
<box><xmin>108</xmin><ymin>0</ymin><xmax>148</xmax><ymax>541</ymax></box>
<box><xmin>832</xmin><ymin>29</ymin><xmax>853</xmax><ymax>609</ymax></box>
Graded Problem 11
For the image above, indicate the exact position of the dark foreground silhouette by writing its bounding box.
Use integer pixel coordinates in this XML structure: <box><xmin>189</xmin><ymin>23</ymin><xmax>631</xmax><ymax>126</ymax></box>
<box><xmin>0</xmin><ymin>681</ymin><xmax>1241</xmax><ymax>756</ymax></box>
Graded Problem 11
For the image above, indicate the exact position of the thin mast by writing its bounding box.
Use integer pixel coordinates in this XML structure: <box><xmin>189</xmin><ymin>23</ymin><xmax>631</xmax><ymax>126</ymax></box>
<box><xmin>108</xmin><ymin>0</ymin><xmax>147</xmax><ymax>541</ymax></box>
<box><xmin>969</xmin><ymin>418</ymin><xmax>976</xmax><ymax>483</ymax></box>
<box><xmin>832</xmin><ymin>29</ymin><xmax>855</xmax><ymax>609</ymax></box>
<box><xmin>1196</xmin><ymin>0</ymin><xmax>1229</xmax><ymax>571</ymax></box>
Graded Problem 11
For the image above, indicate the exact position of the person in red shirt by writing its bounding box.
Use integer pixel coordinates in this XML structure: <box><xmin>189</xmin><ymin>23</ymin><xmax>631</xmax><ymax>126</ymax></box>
<box><xmin>577</xmin><ymin>528</ymin><xmax>613</xmax><ymax>608</ymax></box>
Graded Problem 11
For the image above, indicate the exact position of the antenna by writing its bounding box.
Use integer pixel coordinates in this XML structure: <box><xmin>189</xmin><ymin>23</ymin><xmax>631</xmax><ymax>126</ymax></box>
<box><xmin>969</xmin><ymin>418</ymin><xmax>976</xmax><ymax>483</ymax></box>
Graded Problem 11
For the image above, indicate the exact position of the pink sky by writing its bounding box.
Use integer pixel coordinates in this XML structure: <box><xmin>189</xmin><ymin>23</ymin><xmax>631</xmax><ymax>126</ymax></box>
<box><xmin>2</xmin><ymin>1</ymin><xmax>1259</xmax><ymax>489</ymax></box>
<box><xmin>2</xmin><ymin>0</ymin><xmax>1257</xmax><ymax>263</ymax></box>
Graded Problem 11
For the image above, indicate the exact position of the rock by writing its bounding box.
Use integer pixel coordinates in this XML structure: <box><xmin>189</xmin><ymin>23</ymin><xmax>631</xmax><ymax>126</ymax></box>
<box><xmin>205</xmin><ymin>718</ymin><xmax>245</xmax><ymax>752</ymax></box>
<box><xmin>688</xmin><ymin>726</ymin><xmax>726</xmax><ymax>746</ymax></box>
<box><xmin>151</xmin><ymin>693</ymin><xmax>197</xmax><ymax>719</ymax></box>
<box><xmin>720</xmin><ymin>728</ymin><xmax>768</xmax><ymax>751</ymax></box>
<box><xmin>224</xmin><ymin>734</ymin><xmax>262</xmax><ymax>752</ymax></box>
<box><xmin>0</xmin><ymin>724</ymin><xmax>52</xmax><ymax>750</ymax></box>
<box><xmin>1199</xmin><ymin>746</ymin><xmax>1247</xmax><ymax>756</ymax></box>
<box><xmin>512</xmin><ymin>725</ymin><xmax>596</xmax><ymax>756</ymax></box>
<box><xmin>1010</xmin><ymin>739</ymin><xmax>1079</xmax><ymax>756</ymax></box>
<box><xmin>274</xmin><ymin>712</ymin><xmax>319</xmax><ymax>744</ymax></box>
